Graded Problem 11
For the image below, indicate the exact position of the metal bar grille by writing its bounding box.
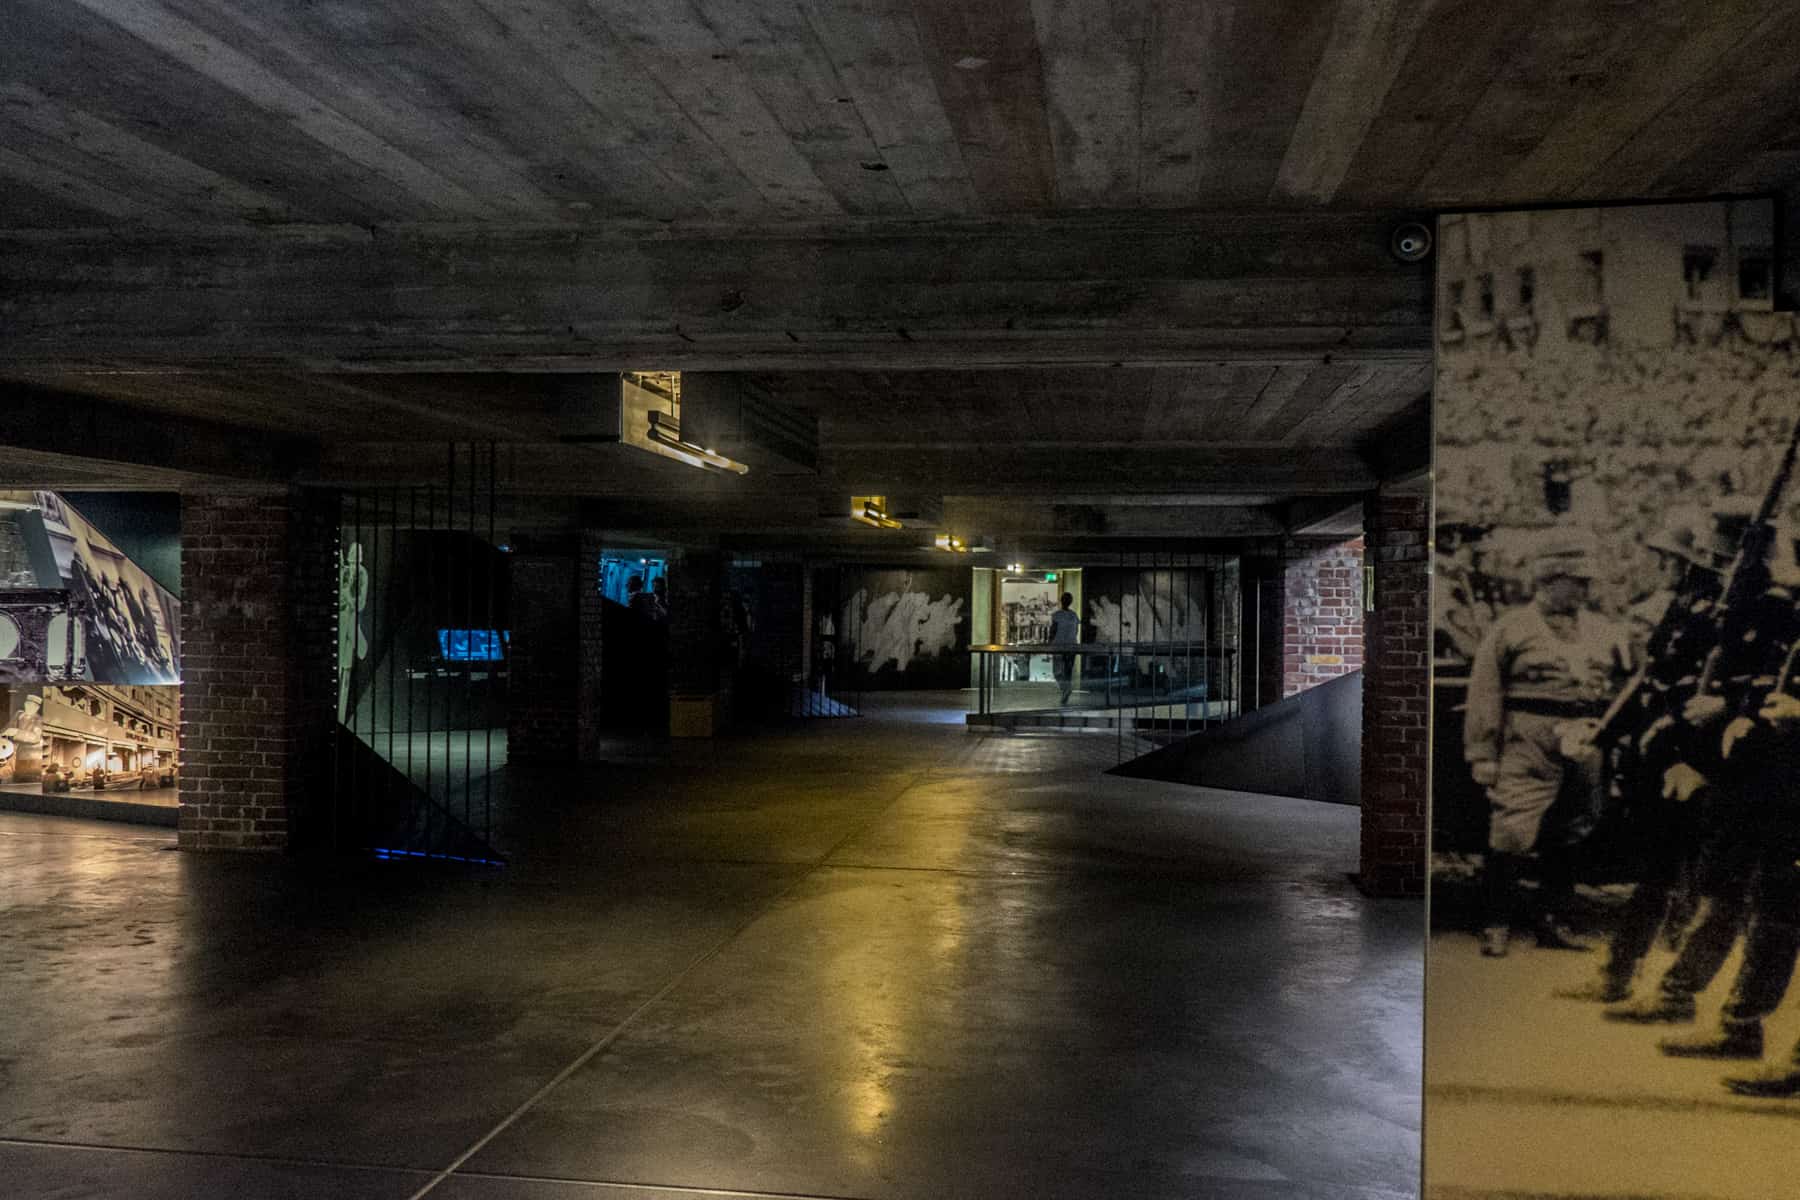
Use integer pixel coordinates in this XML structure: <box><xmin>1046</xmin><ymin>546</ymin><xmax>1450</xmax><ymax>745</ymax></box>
<box><xmin>330</xmin><ymin>444</ymin><xmax>505</xmax><ymax>863</ymax></box>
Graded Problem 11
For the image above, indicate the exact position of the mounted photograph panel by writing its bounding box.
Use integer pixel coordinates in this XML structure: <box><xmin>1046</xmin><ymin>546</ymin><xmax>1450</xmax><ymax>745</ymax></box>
<box><xmin>0</xmin><ymin>491</ymin><xmax>181</xmax><ymax>685</ymax></box>
<box><xmin>1427</xmin><ymin>198</ymin><xmax>1800</xmax><ymax>1198</ymax></box>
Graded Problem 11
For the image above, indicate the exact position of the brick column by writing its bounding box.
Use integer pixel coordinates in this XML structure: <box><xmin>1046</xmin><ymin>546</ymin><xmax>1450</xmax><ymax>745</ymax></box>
<box><xmin>1359</xmin><ymin>491</ymin><xmax>1430</xmax><ymax>897</ymax></box>
<box><xmin>757</xmin><ymin>561</ymin><xmax>805</xmax><ymax>682</ymax></box>
<box><xmin>506</xmin><ymin>542</ymin><xmax>578</xmax><ymax>763</ymax></box>
<box><xmin>668</xmin><ymin>548</ymin><xmax>725</xmax><ymax>727</ymax></box>
<box><xmin>577</xmin><ymin>531</ymin><xmax>604</xmax><ymax>763</ymax></box>
<box><xmin>177</xmin><ymin>489</ymin><xmax>337</xmax><ymax>852</ymax></box>
<box><xmin>1239</xmin><ymin>548</ymin><xmax>1285</xmax><ymax>711</ymax></box>
<box><xmin>1282</xmin><ymin>537</ymin><xmax>1365</xmax><ymax>697</ymax></box>
<box><xmin>800</xmin><ymin>562</ymin><xmax>815</xmax><ymax>687</ymax></box>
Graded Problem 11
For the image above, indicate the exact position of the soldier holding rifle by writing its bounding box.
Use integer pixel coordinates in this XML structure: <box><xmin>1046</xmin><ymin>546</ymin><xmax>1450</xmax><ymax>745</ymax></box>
<box><xmin>1601</xmin><ymin>420</ymin><xmax>1800</xmax><ymax>1066</ymax></box>
<box><xmin>1557</xmin><ymin>508</ymin><xmax>1740</xmax><ymax>1002</ymax></box>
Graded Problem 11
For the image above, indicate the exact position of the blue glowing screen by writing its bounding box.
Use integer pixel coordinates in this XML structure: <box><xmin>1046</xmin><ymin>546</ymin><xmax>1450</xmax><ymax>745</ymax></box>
<box><xmin>437</xmin><ymin>628</ymin><xmax>509</xmax><ymax>661</ymax></box>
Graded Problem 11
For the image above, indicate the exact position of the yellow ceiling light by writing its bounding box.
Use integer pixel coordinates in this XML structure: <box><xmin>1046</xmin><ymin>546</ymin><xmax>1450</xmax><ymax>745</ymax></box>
<box><xmin>851</xmin><ymin>495</ymin><xmax>902</xmax><ymax>529</ymax></box>
<box><xmin>934</xmin><ymin>533</ymin><xmax>969</xmax><ymax>553</ymax></box>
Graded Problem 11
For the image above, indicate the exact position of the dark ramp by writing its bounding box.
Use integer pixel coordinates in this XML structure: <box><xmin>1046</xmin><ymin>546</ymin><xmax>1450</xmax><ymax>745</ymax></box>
<box><xmin>1109</xmin><ymin>670</ymin><xmax>1362</xmax><ymax>805</ymax></box>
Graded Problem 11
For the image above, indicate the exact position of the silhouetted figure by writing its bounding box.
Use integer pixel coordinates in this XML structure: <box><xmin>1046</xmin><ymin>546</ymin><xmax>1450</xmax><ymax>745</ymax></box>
<box><xmin>1048</xmin><ymin>591</ymin><xmax>1080</xmax><ymax>704</ymax></box>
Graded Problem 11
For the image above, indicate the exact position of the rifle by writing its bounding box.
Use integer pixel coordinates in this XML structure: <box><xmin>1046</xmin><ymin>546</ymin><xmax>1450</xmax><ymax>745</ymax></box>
<box><xmin>1590</xmin><ymin>565</ymin><xmax>1716</xmax><ymax>745</ymax></box>
<box><xmin>1692</xmin><ymin>412</ymin><xmax>1800</xmax><ymax>698</ymax></box>
<box><xmin>1589</xmin><ymin>414</ymin><xmax>1800</xmax><ymax>749</ymax></box>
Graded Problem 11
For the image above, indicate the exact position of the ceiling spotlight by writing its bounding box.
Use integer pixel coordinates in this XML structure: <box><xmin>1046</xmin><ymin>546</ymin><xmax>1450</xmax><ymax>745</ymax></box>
<box><xmin>851</xmin><ymin>495</ymin><xmax>903</xmax><ymax>530</ymax></box>
<box><xmin>646</xmin><ymin>410</ymin><xmax>749</xmax><ymax>476</ymax></box>
<box><xmin>934</xmin><ymin>533</ymin><xmax>969</xmax><ymax>553</ymax></box>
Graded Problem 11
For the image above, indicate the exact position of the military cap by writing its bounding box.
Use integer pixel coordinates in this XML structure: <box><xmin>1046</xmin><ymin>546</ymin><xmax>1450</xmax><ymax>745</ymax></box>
<box><xmin>1699</xmin><ymin>497</ymin><xmax>1761</xmax><ymax>569</ymax></box>
<box><xmin>1644</xmin><ymin>516</ymin><xmax>1702</xmax><ymax>564</ymax></box>
<box><xmin>1531</xmin><ymin>530</ymin><xmax>1597</xmax><ymax>583</ymax></box>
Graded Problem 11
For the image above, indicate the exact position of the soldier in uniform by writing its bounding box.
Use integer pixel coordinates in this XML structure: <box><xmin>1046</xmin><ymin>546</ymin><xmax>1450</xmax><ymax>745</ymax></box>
<box><xmin>1558</xmin><ymin>511</ymin><xmax>1734</xmax><ymax>1001</ymax></box>
<box><xmin>1723</xmin><ymin>679</ymin><xmax>1800</xmax><ymax>1094</ymax></box>
<box><xmin>1465</xmin><ymin>532</ymin><xmax>1634</xmax><ymax>957</ymax></box>
<box><xmin>1602</xmin><ymin>517</ymin><xmax>1795</xmax><ymax>1045</ymax></box>
<box><xmin>1625</xmin><ymin>515</ymin><xmax>1706</xmax><ymax>646</ymax></box>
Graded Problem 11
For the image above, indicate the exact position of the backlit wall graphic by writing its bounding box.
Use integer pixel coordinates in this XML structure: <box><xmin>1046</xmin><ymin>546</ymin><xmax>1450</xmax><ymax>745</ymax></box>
<box><xmin>839</xmin><ymin>568</ymin><xmax>969</xmax><ymax>689</ymax></box>
<box><xmin>0</xmin><ymin>491</ymin><xmax>180</xmax><ymax>685</ymax></box>
<box><xmin>1427</xmin><ymin>198</ymin><xmax>1800</xmax><ymax>1196</ymax></box>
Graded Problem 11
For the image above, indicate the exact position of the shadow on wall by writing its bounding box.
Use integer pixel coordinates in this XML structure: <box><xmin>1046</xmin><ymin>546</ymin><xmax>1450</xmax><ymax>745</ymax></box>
<box><xmin>1109</xmin><ymin>670</ymin><xmax>1362</xmax><ymax>806</ymax></box>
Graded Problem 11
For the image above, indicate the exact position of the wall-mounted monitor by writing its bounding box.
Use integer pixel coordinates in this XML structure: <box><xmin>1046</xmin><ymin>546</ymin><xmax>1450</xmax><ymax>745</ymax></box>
<box><xmin>436</xmin><ymin>628</ymin><xmax>508</xmax><ymax>662</ymax></box>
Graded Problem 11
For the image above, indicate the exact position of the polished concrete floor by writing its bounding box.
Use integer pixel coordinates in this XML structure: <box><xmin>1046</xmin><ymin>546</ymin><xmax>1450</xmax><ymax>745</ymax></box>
<box><xmin>0</xmin><ymin>702</ymin><xmax>1421</xmax><ymax>1199</ymax></box>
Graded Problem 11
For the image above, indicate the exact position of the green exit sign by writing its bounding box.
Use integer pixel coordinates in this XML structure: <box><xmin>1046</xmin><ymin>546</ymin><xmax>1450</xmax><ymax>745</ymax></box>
<box><xmin>1043</xmin><ymin>572</ymin><xmax>1057</xmax><ymax>582</ymax></box>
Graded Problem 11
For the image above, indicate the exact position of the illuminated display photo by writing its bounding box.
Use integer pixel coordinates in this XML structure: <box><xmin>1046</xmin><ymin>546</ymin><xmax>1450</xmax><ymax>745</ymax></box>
<box><xmin>0</xmin><ymin>491</ymin><xmax>181</xmax><ymax>685</ymax></box>
<box><xmin>1428</xmin><ymin>198</ymin><xmax>1800</xmax><ymax>1195</ymax></box>
<box><xmin>0</xmin><ymin>491</ymin><xmax>183</xmax><ymax>809</ymax></box>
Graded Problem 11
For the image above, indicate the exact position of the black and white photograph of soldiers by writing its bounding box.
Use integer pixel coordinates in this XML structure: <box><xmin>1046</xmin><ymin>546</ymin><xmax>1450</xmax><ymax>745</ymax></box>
<box><xmin>1427</xmin><ymin>199</ymin><xmax>1800</xmax><ymax>1200</ymax></box>
<box><xmin>24</xmin><ymin>491</ymin><xmax>180</xmax><ymax>686</ymax></box>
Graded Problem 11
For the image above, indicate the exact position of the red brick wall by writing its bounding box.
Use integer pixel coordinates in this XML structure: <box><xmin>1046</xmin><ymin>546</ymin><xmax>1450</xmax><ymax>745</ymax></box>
<box><xmin>177</xmin><ymin>490</ymin><xmax>337</xmax><ymax>852</ymax></box>
<box><xmin>1359</xmin><ymin>492</ymin><xmax>1429</xmax><ymax>897</ymax></box>
<box><xmin>1283</xmin><ymin>537</ymin><xmax>1365</xmax><ymax>697</ymax></box>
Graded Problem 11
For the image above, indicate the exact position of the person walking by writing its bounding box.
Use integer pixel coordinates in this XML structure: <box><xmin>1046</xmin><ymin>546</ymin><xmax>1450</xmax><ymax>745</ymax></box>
<box><xmin>1048</xmin><ymin>591</ymin><xmax>1080</xmax><ymax>705</ymax></box>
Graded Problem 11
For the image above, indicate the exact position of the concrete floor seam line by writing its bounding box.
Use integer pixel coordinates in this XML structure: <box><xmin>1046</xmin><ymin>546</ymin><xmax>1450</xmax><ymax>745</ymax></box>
<box><xmin>405</xmin><ymin>770</ymin><xmax>941</xmax><ymax>1200</ymax></box>
<box><xmin>451</xmin><ymin>1168</ymin><xmax>879</xmax><ymax>1200</ymax></box>
<box><xmin>0</xmin><ymin>1134</ymin><xmax>431</xmax><ymax>1176</ymax></box>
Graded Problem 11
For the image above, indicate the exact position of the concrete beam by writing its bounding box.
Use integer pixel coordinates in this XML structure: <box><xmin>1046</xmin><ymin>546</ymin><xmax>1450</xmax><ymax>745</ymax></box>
<box><xmin>0</xmin><ymin>382</ymin><xmax>316</xmax><ymax>484</ymax></box>
<box><xmin>0</xmin><ymin>212</ymin><xmax>1431</xmax><ymax>372</ymax></box>
<box><xmin>941</xmin><ymin>497</ymin><xmax>1283</xmax><ymax>538</ymax></box>
<box><xmin>1278</xmin><ymin>495</ymin><xmax>1366</xmax><ymax>537</ymax></box>
<box><xmin>311</xmin><ymin>440</ymin><xmax>1378</xmax><ymax>498</ymax></box>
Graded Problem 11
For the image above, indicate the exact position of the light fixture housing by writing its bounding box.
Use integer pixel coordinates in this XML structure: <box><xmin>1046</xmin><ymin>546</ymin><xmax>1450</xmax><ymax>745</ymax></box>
<box><xmin>646</xmin><ymin>410</ymin><xmax>750</xmax><ymax>476</ymax></box>
<box><xmin>851</xmin><ymin>495</ymin><xmax>903</xmax><ymax>529</ymax></box>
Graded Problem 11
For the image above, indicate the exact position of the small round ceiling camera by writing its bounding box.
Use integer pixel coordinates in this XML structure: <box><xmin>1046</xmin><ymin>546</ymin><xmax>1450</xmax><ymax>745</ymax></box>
<box><xmin>1390</xmin><ymin>222</ymin><xmax>1433</xmax><ymax>263</ymax></box>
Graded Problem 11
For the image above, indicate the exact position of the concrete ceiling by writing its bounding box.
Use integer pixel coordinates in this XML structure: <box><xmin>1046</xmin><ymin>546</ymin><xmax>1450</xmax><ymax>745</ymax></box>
<box><xmin>3</xmin><ymin>0</ymin><xmax>1798</xmax><ymax>224</ymax></box>
<box><xmin>1</xmin><ymin>0</ymin><xmax>1793</xmax><ymax>547</ymax></box>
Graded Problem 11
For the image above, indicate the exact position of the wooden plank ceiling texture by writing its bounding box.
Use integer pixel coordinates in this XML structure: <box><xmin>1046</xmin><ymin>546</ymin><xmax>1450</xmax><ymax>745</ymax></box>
<box><xmin>0</xmin><ymin>0</ymin><xmax>1787</xmax><ymax>535</ymax></box>
<box><xmin>3</xmin><ymin>0</ymin><xmax>1798</xmax><ymax>228</ymax></box>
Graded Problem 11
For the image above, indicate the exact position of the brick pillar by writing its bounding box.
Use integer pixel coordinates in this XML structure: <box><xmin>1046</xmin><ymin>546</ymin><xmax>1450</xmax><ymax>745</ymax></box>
<box><xmin>1282</xmin><ymin>537</ymin><xmax>1365</xmax><ymax>697</ymax></box>
<box><xmin>668</xmin><ymin>548</ymin><xmax>725</xmax><ymax>725</ymax></box>
<box><xmin>506</xmin><ymin>542</ymin><xmax>578</xmax><ymax>763</ymax></box>
<box><xmin>577</xmin><ymin>531</ymin><xmax>604</xmax><ymax>763</ymax></box>
<box><xmin>800</xmin><ymin>562</ymin><xmax>815</xmax><ymax>686</ymax></box>
<box><xmin>1359</xmin><ymin>491</ymin><xmax>1430</xmax><ymax>897</ymax></box>
<box><xmin>1239</xmin><ymin>548</ymin><xmax>1285</xmax><ymax>712</ymax></box>
<box><xmin>758</xmin><ymin>561</ymin><xmax>805</xmax><ymax>683</ymax></box>
<box><xmin>178</xmin><ymin>489</ymin><xmax>338</xmax><ymax>852</ymax></box>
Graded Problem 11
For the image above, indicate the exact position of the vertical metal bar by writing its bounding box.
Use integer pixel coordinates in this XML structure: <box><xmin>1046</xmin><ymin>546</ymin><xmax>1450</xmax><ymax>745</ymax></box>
<box><xmin>1184</xmin><ymin>554</ymin><xmax>1192</xmax><ymax>737</ymax></box>
<box><xmin>387</xmin><ymin>486</ymin><xmax>396</xmax><ymax>812</ymax></box>
<box><xmin>369</xmin><ymin>481</ymin><xmax>382</xmax><ymax>841</ymax></box>
<box><xmin>406</xmin><ymin>485</ymin><xmax>418</xmax><ymax>852</ymax></box>
<box><xmin>351</xmin><ymin>487</ymin><xmax>362</xmax><ymax>849</ymax></box>
<box><xmin>423</xmin><ymin>481</ymin><xmax>434</xmax><ymax>852</ymax></box>
<box><xmin>328</xmin><ymin>495</ymin><xmax>339</xmax><ymax>853</ymax></box>
<box><xmin>1202</xmin><ymin>557</ymin><xmax>1212</xmax><ymax>730</ymax></box>
<box><xmin>485</xmin><ymin>441</ymin><xmax>496</xmax><ymax>849</ymax></box>
<box><xmin>445</xmin><ymin>443</ymin><xmax>455</xmax><ymax>839</ymax></box>
<box><xmin>1151</xmin><ymin>550</ymin><xmax>1160</xmax><ymax>737</ymax></box>
<box><xmin>464</xmin><ymin>443</ymin><xmax>475</xmax><ymax>840</ymax></box>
